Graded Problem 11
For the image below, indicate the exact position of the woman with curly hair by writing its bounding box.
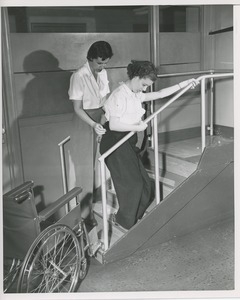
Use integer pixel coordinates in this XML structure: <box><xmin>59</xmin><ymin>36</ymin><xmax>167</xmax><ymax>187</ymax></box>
<box><xmin>100</xmin><ymin>60</ymin><xmax>198</xmax><ymax>230</ymax></box>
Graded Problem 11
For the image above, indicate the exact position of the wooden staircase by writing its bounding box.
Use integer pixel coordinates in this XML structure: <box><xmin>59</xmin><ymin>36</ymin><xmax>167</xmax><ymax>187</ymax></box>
<box><xmin>92</xmin><ymin>137</ymin><xmax>202</xmax><ymax>261</ymax></box>
<box><xmin>92</xmin><ymin>135</ymin><xmax>234</xmax><ymax>264</ymax></box>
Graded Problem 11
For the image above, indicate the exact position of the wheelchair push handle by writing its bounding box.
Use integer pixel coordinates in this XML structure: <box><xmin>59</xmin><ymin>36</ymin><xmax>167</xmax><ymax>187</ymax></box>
<box><xmin>14</xmin><ymin>191</ymin><xmax>32</xmax><ymax>204</ymax></box>
<box><xmin>3</xmin><ymin>181</ymin><xmax>34</xmax><ymax>204</ymax></box>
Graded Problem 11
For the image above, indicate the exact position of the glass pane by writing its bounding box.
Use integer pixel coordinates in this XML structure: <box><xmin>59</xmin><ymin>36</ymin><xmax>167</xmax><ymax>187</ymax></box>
<box><xmin>7</xmin><ymin>6</ymin><xmax>149</xmax><ymax>33</ymax></box>
<box><xmin>159</xmin><ymin>6</ymin><xmax>200</xmax><ymax>32</ymax></box>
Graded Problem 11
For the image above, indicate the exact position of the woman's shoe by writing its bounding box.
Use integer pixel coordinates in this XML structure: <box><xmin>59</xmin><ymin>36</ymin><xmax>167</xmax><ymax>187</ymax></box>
<box><xmin>109</xmin><ymin>213</ymin><xmax>117</xmax><ymax>224</ymax></box>
<box><xmin>85</xmin><ymin>211</ymin><xmax>98</xmax><ymax>227</ymax></box>
<box><xmin>108</xmin><ymin>213</ymin><xmax>127</xmax><ymax>232</ymax></box>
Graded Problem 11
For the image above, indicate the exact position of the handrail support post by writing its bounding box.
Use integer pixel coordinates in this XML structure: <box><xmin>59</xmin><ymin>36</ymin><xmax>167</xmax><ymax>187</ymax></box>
<box><xmin>209</xmin><ymin>75</ymin><xmax>214</xmax><ymax>136</ymax></box>
<box><xmin>153</xmin><ymin>115</ymin><xmax>160</xmax><ymax>204</ymax></box>
<box><xmin>201</xmin><ymin>78</ymin><xmax>206</xmax><ymax>152</ymax></box>
<box><xmin>100</xmin><ymin>160</ymin><xmax>109</xmax><ymax>250</ymax></box>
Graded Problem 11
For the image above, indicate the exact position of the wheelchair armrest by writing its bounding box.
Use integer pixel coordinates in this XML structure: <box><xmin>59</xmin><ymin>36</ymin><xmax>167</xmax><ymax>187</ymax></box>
<box><xmin>38</xmin><ymin>187</ymin><xmax>82</xmax><ymax>222</ymax></box>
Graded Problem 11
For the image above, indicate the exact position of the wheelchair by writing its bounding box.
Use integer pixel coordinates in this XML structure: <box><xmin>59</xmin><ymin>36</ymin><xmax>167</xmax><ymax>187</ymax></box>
<box><xmin>3</xmin><ymin>181</ymin><xmax>101</xmax><ymax>293</ymax></box>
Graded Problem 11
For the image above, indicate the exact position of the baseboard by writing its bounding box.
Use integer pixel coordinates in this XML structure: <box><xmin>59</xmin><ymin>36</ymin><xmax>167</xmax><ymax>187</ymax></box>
<box><xmin>156</xmin><ymin>125</ymin><xmax>233</xmax><ymax>144</ymax></box>
<box><xmin>157</xmin><ymin>127</ymin><xmax>201</xmax><ymax>144</ymax></box>
<box><xmin>213</xmin><ymin>125</ymin><xmax>234</xmax><ymax>139</ymax></box>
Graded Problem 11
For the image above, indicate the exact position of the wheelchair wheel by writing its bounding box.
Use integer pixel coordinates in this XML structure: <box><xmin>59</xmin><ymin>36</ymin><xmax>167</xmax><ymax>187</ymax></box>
<box><xmin>4</xmin><ymin>258</ymin><xmax>22</xmax><ymax>292</ymax></box>
<box><xmin>17</xmin><ymin>224</ymin><xmax>82</xmax><ymax>293</ymax></box>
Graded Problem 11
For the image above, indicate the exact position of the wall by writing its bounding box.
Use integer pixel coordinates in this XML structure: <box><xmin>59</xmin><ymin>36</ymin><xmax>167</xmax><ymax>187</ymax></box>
<box><xmin>18</xmin><ymin>114</ymin><xmax>73</xmax><ymax>208</ymax></box>
<box><xmin>203</xmin><ymin>5</ymin><xmax>233</xmax><ymax>128</ymax></box>
<box><xmin>11</xmin><ymin>33</ymin><xmax>150</xmax><ymax>205</ymax></box>
<box><xmin>10</xmin><ymin>33</ymin><xmax>150</xmax><ymax>118</ymax></box>
<box><xmin>155</xmin><ymin>32</ymin><xmax>201</xmax><ymax>133</ymax></box>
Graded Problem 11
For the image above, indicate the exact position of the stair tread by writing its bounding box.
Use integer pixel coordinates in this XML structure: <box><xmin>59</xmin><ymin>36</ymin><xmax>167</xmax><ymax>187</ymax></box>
<box><xmin>147</xmin><ymin>148</ymin><xmax>198</xmax><ymax>178</ymax></box>
<box><xmin>93</xmin><ymin>201</ymin><xmax>118</xmax><ymax>215</ymax></box>
<box><xmin>157</xmin><ymin>137</ymin><xmax>202</xmax><ymax>158</ymax></box>
<box><xmin>94</xmin><ymin>212</ymin><xmax>126</xmax><ymax>248</ymax></box>
<box><xmin>107</xmin><ymin>189</ymin><xmax>116</xmax><ymax>194</ymax></box>
<box><xmin>146</xmin><ymin>168</ymin><xmax>184</xmax><ymax>188</ymax></box>
<box><xmin>92</xmin><ymin>137</ymin><xmax>233</xmax><ymax>263</ymax></box>
<box><xmin>148</xmin><ymin>171</ymin><xmax>174</xmax><ymax>186</ymax></box>
<box><xmin>92</xmin><ymin>138</ymin><xmax>205</xmax><ymax>254</ymax></box>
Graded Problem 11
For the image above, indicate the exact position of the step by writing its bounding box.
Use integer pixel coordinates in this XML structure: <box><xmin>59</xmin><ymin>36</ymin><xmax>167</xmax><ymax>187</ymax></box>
<box><xmin>93</xmin><ymin>202</ymin><xmax>126</xmax><ymax>243</ymax></box>
<box><xmin>92</xmin><ymin>182</ymin><xmax>174</xmax><ymax>264</ymax></box>
<box><xmin>106</xmin><ymin>188</ymin><xmax>119</xmax><ymax>210</ymax></box>
<box><xmin>147</xmin><ymin>148</ymin><xmax>198</xmax><ymax>178</ymax></box>
<box><xmin>93</xmin><ymin>201</ymin><xmax>118</xmax><ymax>216</ymax></box>
<box><xmin>146</xmin><ymin>185</ymin><xmax>173</xmax><ymax>211</ymax></box>
<box><xmin>146</xmin><ymin>168</ymin><xmax>186</xmax><ymax>189</ymax></box>
<box><xmin>93</xmin><ymin>181</ymin><xmax>174</xmax><ymax>237</ymax></box>
<box><xmin>92</xmin><ymin>211</ymin><xmax>126</xmax><ymax>264</ymax></box>
<box><xmin>95</xmin><ymin>180</ymin><xmax>174</xmax><ymax>212</ymax></box>
<box><xmin>92</xmin><ymin>166</ymin><xmax>176</xmax><ymax>259</ymax></box>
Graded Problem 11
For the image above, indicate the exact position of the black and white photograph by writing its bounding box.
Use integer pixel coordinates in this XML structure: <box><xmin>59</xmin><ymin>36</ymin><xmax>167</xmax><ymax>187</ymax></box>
<box><xmin>1</xmin><ymin>1</ymin><xmax>239</xmax><ymax>300</ymax></box>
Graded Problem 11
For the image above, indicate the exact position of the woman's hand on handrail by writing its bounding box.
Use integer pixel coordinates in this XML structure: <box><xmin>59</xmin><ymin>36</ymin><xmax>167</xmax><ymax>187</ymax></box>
<box><xmin>144</xmin><ymin>78</ymin><xmax>199</xmax><ymax>101</ymax></box>
<box><xmin>178</xmin><ymin>78</ymin><xmax>200</xmax><ymax>89</ymax></box>
<box><xmin>136</xmin><ymin>121</ymin><xmax>148</xmax><ymax>132</ymax></box>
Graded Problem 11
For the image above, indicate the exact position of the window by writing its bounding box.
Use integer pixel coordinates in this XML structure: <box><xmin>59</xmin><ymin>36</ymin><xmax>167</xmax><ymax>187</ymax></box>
<box><xmin>7</xmin><ymin>6</ymin><xmax>149</xmax><ymax>33</ymax></box>
<box><xmin>7</xmin><ymin>6</ymin><xmax>200</xmax><ymax>33</ymax></box>
<box><xmin>159</xmin><ymin>6</ymin><xmax>200</xmax><ymax>32</ymax></box>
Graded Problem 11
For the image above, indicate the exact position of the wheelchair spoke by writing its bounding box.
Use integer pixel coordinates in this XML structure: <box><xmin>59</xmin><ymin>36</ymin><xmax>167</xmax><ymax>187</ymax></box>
<box><xmin>17</xmin><ymin>224</ymin><xmax>83</xmax><ymax>293</ymax></box>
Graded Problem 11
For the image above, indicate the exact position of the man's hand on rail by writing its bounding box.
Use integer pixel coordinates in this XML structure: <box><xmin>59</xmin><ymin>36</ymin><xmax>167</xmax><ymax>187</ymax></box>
<box><xmin>178</xmin><ymin>78</ymin><xmax>199</xmax><ymax>89</ymax></box>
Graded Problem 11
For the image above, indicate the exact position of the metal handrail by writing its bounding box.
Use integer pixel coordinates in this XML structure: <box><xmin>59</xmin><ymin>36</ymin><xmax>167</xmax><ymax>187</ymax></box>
<box><xmin>99</xmin><ymin>82</ymin><xmax>193</xmax><ymax>162</ymax></box>
<box><xmin>157</xmin><ymin>69</ymin><xmax>233</xmax><ymax>78</ymax></box>
<box><xmin>57</xmin><ymin>71</ymin><xmax>233</xmax><ymax>251</ymax></box>
<box><xmin>99</xmin><ymin>70</ymin><xmax>233</xmax><ymax>162</ymax></box>
<box><xmin>98</xmin><ymin>71</ymin><xmax>233</xmax><ymax>251</ymax></box>
<box><xmin>154</xmin><ymin>69</ymin><xmax>232</xmax><ymax>147</ymax></box>
<box><xmin>198</xmin><ymin>73</ymin><xmax>233</xmax><ymax>150</ymax></box>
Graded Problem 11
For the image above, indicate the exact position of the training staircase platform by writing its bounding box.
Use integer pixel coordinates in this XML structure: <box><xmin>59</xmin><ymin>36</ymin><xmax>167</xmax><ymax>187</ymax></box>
<box><xmin>93</xmin><ymin>137</ymin><xmax>234</xmax><ymax>264</ymax></box>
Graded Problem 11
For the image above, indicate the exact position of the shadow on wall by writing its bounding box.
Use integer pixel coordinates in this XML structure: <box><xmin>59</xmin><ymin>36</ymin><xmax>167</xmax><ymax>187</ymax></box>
<box><xmin>21</xmin><ymin>50</ymin><xmax>73</xmax><ymax>117</ymax></box>
<box><xmin>4</xmin><ymin>50</ymin><xmax>74</xmax><ymax>209</ymax></box>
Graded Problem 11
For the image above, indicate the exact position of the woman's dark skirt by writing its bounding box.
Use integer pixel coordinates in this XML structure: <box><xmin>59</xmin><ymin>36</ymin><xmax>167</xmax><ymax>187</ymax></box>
<box><xmin>100</xmin><ymin>122</ymin><xmax>153</xmax><ymax>229</ymax></box>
